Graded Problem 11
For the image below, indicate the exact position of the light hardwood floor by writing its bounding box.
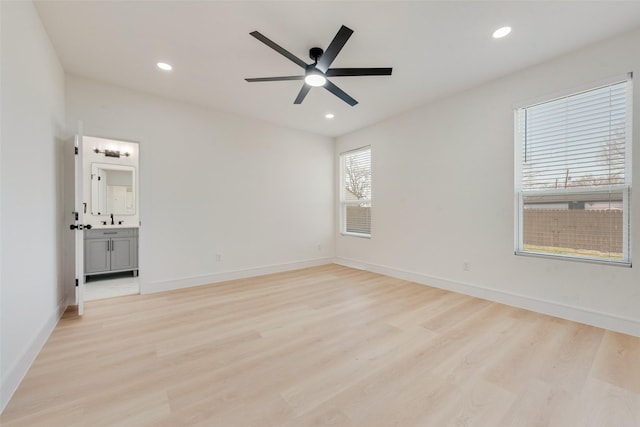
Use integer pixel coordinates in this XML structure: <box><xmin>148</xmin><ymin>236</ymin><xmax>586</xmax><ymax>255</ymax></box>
<box><xmin>2</xmin><ymin>264</ymin><xmax>639</xmax><ymax>426</ymax></box>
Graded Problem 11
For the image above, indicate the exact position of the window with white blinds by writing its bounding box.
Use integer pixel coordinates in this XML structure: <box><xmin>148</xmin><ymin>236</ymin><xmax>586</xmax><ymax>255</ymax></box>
<box><xmin>515</xmin><ymin>77</ymin><xmax>632</xmax><ymax>265</ymax></box>
<box><xmin>340</xmin><ymin>146</ymin><xmax>371</xmax><ymax>237</ymax></box>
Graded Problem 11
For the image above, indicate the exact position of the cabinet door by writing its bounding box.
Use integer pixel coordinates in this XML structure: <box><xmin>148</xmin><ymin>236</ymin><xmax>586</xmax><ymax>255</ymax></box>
<box><xmin>85</xmin><ymin>238</ymin><xmax>110</xmax><ymax>273</ymax></box>
<box><xmin>110</xmin><ymin>237</ymin><xmax>136</xmax><ymax>271</ymax></box>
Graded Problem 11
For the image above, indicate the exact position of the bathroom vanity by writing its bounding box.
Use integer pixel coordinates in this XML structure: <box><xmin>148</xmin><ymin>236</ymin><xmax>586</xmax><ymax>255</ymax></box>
<box><xmin>85</xmin><ymin>227</ymin><xmax>138</xmax><ymax>279</ymax></box>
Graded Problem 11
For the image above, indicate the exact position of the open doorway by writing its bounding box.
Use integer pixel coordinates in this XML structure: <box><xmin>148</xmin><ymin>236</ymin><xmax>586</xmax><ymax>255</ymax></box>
<box><xmin>82</xmin><ymin>136</ymin><xmax>140</xmax><ymax>301</ymax></box>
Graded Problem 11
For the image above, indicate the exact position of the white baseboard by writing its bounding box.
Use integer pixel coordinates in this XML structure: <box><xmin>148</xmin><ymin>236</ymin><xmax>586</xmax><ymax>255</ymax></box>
<box><xmin>142</xmin><ymin>257</ymin><xmax>334</xmax><ymax>294</ymax></box>
<box><xmin>334</xmin><ymin>257</ymin><xmax>640</xmax><ymax>337</ymax></box>
<box><xmin>1</xmin><ymin>301</ymin><xmax>68</xmax><ymax>414</ymax></box>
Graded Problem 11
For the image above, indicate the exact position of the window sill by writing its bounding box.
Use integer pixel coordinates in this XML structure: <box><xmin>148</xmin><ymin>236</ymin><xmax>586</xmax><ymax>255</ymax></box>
<box><xmin>515</xmin><ymin>250</ymin><xmax>631</xmax><ymax>267</ymax></box>
<box><xmin>341</xmin><ymin>232</ymin><xmax>371</xmax><ymax>239</ymax></box>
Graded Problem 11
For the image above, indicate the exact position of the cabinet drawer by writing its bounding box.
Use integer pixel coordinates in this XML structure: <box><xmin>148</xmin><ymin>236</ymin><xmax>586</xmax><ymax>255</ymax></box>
<box><xmin>85</xmin><ymin>228</ymin><xmax>138</xmax><ymax>239</ymax></box>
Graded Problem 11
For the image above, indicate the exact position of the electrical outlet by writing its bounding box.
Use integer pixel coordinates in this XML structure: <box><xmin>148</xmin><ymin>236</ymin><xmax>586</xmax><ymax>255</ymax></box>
<box><xmin>463</xmin><ymin>261</ymin><xmax>471</xmax><ymax>271</ymax></box>
<box><xmin>317</xmin><ymin>244</ymin><xmax>322</xmax><ymax>252</ymax></box>
<box><xmin>216</xmin><ymin>254</ymin><xmax>222</xmax><ymax>262</ymax></box>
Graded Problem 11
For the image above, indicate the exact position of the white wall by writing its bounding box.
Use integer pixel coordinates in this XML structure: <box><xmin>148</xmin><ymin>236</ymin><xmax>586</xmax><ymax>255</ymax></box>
<box><xmin>0</xmin><ymin>0</ymin><xmax>67</xmax><ymax>411</ymax></box>
<box><xmin>65</xmin><ymin>76</ymin><xmax>335</xmax><ymax>293</ymax></box>
<box><xmin>336</xmin><ymin>28</ymin><xmax>640</xmax><ymax>337</ymax></box>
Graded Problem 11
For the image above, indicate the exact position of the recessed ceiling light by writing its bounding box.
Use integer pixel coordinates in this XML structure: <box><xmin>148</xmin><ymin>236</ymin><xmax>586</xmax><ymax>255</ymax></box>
<box><xmin>157</xmin><ymin>62</ymin><xmax>173</xmax><ymax>71</ymax></box>
<box><xmin>492</xmin><ymin>26</ymin><xmax>512</xmax><ymax>39</ymax></box>
<box><xmin>325</xmin><ymin>113</ymin><xmax>335</xmax><ymax>119</ymax></box>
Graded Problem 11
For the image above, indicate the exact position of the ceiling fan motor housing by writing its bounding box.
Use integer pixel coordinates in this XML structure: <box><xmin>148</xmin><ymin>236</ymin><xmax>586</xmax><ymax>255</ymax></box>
<box><xmin>309</xmin><ymin>47</ymin><xmax>324</xmax><ymax>63</ymax></box>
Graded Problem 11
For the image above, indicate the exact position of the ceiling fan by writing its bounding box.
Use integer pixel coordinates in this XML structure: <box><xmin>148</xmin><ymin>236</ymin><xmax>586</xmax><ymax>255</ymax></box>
<box><xmin>245</xmin><ymin>25</ymin><xmax>392</xmax><ymax>106</ymax></box>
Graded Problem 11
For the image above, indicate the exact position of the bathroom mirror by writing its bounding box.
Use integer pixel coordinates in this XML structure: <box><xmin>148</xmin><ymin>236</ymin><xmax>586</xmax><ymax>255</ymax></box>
<box><xmin>91</xmin><ymin>163</ymin><xmax>136</xmax><ymax>216</ymax></box>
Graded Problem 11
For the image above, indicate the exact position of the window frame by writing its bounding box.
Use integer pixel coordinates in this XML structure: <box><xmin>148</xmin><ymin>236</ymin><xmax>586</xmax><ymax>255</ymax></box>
<box><xmin>514</xmin><ymin>76</ymin><xmax>632</xmax><ymax>266</ymax></box>
<box><xmin>340</xmin><ymin>146</ymin><xmax>372</xmax><ymax>238</ymax></box>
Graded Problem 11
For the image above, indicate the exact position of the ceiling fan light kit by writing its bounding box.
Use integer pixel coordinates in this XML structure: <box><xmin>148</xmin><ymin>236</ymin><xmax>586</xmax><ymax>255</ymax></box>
<box><xmin>245</xmin><ymin>25</ymin><xmax>393</xmax><ymax>106</ymax></box>
<box><xmin>304</xmin><ymin>72</ymin><xmax>327</xmax><ymax>87</ymax></box>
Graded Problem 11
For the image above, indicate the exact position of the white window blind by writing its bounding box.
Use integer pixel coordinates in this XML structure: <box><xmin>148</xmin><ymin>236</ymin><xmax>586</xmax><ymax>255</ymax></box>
<box><xmin>519</xmin><ymin>82</ymin><xmax>627</xmax><ymax>190</ymax></box>
<box><xmin>340</xmin><ymin>146</ymin><xmax>371</xmax><ymax>237</ymax></box>
<box><xmin>515</xmin><ymin>78</ymin><xmax>631</xmax><ymax>265</ymax></box>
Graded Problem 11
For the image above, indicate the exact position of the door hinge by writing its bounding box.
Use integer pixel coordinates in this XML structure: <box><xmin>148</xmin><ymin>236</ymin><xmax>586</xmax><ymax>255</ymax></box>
<box><xmin>74</xmin><ymin>146</ymin><xmax>78</xmax><ymax>155</ymax></box>
<box><xmin>73</xmin><ymin>211</ymin><xmax>79</xmax><ymax>221</ymax></box>
<box><xmin>75</xmin><ymin>278</ymin><xmax>79</xmax><ymax>287</ymax></box>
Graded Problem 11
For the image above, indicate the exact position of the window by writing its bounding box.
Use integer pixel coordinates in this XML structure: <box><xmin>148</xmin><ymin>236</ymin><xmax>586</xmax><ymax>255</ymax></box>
<box><xmin>515</xmin><ymin>77</ymin><xmax>632</xmax><ymax>265</ymax></box>
<box><xmin>340</xmin><ymin>146</ymin><xmax>371</xmax><ymax>237</ymax></box>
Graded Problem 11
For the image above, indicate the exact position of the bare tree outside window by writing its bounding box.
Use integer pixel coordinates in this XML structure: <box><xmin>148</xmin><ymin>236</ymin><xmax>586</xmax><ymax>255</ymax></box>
<box><xmin>344</xmin><ymin>156</ymin><xmax>371</xmax><ymax>200</ymax></box>
<box><xmin>341</xmin><ymin>147</ymin><xmax>371</xmax><ymax>236</ymax></box>
<box><xmin>567</xmin><ymin>134</ymin><xmax>625</xmax><ymax>188</ymax></box>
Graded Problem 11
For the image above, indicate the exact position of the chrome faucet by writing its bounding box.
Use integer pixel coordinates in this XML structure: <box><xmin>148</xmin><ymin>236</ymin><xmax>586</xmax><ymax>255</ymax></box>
<box><xmin>110</xmin><ymin>213</ymin><xmax>114</xmax><ymax>225</ymax></box>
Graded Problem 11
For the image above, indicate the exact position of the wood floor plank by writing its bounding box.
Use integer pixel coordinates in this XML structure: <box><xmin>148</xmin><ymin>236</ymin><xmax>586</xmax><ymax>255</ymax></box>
<box><xmin>536</xmin><ymin>322</ymin><xmax>604</xmax><ymax>394</ymax></box>
<box><xmin>578</xmin><ymin>378</ymin><xmax>640</xmax><ymax>427</ymax></box>
<box><xmin>1</xmin><ymin>264</ymin><xmax>639</xmax><ymax>426</ymax></box>
<box><xmin>590</xmin><ymin>331</ymin><xmax>640</xmax><ymax>394</ymax></box>
<box><xmin>498</xmin><ymin>379</ymin><xmax>574</xmax><ymax>427</ymax></box>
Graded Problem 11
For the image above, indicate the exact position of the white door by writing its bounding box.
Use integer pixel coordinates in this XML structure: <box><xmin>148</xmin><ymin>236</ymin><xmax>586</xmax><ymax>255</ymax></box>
<box><xmin>64</xmin><ymin>131</ymin><xmax>86</xmax><ymax>315</ymax></box>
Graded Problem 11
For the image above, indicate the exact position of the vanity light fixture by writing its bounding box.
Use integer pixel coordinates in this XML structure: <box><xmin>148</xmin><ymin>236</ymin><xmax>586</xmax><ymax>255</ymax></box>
<box><xmin>325</xmin><ymin>113</ymin><xmax>335</xmax><ymax>119</ymax></box>
<box><xmin>94</xmin><ymin>148</ymin><xmax>130</xmax><ymax>158</ymax></box>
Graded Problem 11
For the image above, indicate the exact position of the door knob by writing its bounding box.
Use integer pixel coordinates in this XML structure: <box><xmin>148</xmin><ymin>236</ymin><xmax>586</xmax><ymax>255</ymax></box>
<box><xmin>69</xmin><ymin>224</ymin><xmax>93</xmax><ymax>230</ymax></box>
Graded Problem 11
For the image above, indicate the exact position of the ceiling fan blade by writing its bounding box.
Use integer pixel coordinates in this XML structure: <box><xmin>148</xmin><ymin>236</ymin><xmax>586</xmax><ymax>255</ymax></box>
<box><xmin>324</xmin><ymin>80</ymin><xmax>358</xmax><ymax>106</ymax></box>
<box><xmin>326</xmin><ymin>67</ymin><xmax>393</xmax><ymax>77</ymax></box>
<box><xmin>316</xmin><ymin>25</ymin><xmax>354</xmax><ymax>73</ymax></box>
<box><xmin>294</xmin><ymin>84</ymin><xmax>312</xmax><ymax>104</ymax></box>
<box><xmin>245</xmin><ymin>76</ymin><xmax>305</xmax><ymax>82</ymax></box>
<box><xmin>250</xmin><ymin>31</ymin><xmax>308</xmax><ymax>69</ymax></box>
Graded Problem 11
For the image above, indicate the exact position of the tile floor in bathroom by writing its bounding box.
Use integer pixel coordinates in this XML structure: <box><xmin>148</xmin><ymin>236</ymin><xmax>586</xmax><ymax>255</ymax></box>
<box><xmin>84</xmin><ymin>273</ymin><xmax>139</xmax><ymax>301</ymax></box>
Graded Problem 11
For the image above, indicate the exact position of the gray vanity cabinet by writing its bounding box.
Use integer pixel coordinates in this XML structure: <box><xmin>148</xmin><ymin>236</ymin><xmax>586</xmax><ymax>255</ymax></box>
<box><xmin>85</xmin><ymin>228</ymin><xmax>138</xmax><ymax>277</ymax></box>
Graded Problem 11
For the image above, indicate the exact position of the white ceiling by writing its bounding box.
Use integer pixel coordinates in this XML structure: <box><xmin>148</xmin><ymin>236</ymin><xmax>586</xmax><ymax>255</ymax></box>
<box><xmin>34</xmin><ymin>1</ymin><xmax>640</xmax><ymax>138</ymax></box>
